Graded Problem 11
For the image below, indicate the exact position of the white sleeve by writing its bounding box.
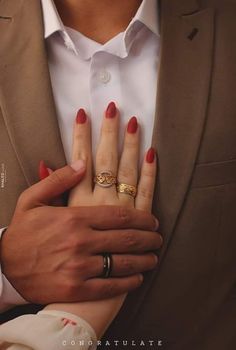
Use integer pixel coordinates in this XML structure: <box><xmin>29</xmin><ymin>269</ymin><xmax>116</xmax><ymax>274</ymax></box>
<box><xmin>0</xmin><ymin>227</ymin><xmax>28</xmax><ymax>312</ymax></box>
<box><xmin>0</xmin><ymin>310</ymin><xmax>98</xmax><ymax>350</ymax></box>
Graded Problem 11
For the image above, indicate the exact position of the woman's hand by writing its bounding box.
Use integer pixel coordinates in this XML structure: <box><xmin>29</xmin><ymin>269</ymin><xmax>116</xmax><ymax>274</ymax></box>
<box><xmin>44</xmin><ymin>102</ymin><xmax>161</xmax><ymax>338</ymax></box>
<box><xmin>69</xmin><ymin>102</ymin><xmax>157</xmax><ymax>212</ymax></box>
<box><xmin>66</xmin><ymin>102</ymin><xmax>161</xmax><ymax>284</ymax></box>
<box><xmin>0</xmin><ymin>102</ymin><xmax>162</xmax><ymax>350</ymax></box>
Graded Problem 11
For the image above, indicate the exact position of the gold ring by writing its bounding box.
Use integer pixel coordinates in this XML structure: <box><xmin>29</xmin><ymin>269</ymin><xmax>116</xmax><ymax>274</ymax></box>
<box><xmin>94</xmin><ymin>171</ymin><xmax>117</xmax><ymax>188</ymax></box>
<box><xmin>116</xmin><ymin>183</ymin><xmax>137</xmax><ymax>198</ymax></box>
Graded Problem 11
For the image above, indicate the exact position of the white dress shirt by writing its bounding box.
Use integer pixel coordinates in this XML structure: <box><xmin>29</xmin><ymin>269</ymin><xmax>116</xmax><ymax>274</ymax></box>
<box><xmin>0</xmin><ymin>0</ymin><xmax>160</xmax><ymax>312</ymax></box>
<box><xmin>44</xmin><ymin>0</ymin><xmax>160</xmax><ymax>162</ymax></box>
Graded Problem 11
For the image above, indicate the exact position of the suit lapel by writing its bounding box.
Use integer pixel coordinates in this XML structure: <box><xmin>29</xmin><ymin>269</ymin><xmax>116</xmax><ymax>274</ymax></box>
<box><xmin>0</xmin><ymin>0</ymin><xmax>66</xmax><ymax>186</ymax></box>
<box><xmin>110</xmin><ymin>0</ymin><xmax>216</xmax><ymax>330</ymax></box>
<box><xmin>152</xmin><ymin>2</ymin><xmax>215</xmax><ymax>263</ymax></box>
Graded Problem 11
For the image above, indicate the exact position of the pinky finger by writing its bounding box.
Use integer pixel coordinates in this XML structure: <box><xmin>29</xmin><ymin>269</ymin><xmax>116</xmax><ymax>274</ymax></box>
<box><xmin>135</xmin><ymin>148</ymin><xmax>157</xmax><ymax>212</ymax></box>
<box><xmin>82</xmin><ymin>275</ymin><xmax>143</xmax><ymax>301</ymax></box>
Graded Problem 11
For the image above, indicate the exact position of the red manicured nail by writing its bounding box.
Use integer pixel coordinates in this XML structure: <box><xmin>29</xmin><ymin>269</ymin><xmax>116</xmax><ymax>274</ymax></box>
<box><xmin>146</xmin><ymin>148</ymin><xmax>155</xmax><ymax>163</ymax></box>
<box><xmin>127</xmin><ymin>116</ymin><xmax>138</xmax><ymax>134</ymax></box>
<box><xmin>39</xmin><ymin>160</ymin><xmax>50</xmax><ymax>180</ymax></box>
<box><xmin>76</xmin><ymin>109</ymin><xmax>87</xmax><ymax>124</ymax></box>
<box><xmin>106</xmin><ymin>102</ymin><xmax>116</xmax><ymax>118</ymax></box>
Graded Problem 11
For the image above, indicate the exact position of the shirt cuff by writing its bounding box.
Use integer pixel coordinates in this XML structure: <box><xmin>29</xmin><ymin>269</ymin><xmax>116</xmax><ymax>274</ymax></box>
<box><xmin>0</xmin><ymin>227</ymin><xmax>28</xmax><ymax>312</ymax></box>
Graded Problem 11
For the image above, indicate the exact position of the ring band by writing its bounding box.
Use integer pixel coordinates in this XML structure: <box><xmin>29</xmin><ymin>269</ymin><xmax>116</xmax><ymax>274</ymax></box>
<box><xmin>102</xmin><ymin>253</ymin><xmax>113</xmax><ymax>278</ymax></box>
<box><xmin>94</xmin><ymin>171</ymin><xmax>117</xmax><ymax>188</ymax></box>
<box><xmin>117</xmin><ymin>183</ymin><xmax>137</xmax><ymax>198</ymax></box>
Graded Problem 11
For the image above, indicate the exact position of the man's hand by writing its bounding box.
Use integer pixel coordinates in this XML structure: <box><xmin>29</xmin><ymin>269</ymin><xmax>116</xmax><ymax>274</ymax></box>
<box><xmin>0</xmin><ymin>161</ymin><xmax>162</xmax><ymax>304</ymax></box>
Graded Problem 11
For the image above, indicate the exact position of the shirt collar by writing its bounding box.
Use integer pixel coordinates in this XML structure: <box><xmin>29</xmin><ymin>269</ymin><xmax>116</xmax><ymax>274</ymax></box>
<box><xmin>41</xmin><ymin>0</ymin><xmax>78</xmax><ymax>55</ymax></box>
<box><xmin>131</xmin><ymin>0</ymin><xmax>159</xmax><ymax>37</ymax></box>
<box><xmin>118</xmin><ymin>0</ymin><xmax>159</xmax><ymax>58</ymax></box>
<box><xmin>41</xmin><ymin>0</ymin><xmax>159</xmax><ymax>58</ymax></box>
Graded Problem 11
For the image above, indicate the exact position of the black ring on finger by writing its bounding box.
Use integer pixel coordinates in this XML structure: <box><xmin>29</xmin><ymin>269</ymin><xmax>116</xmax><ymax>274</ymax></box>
<box><xmin>102</xmin><ymin>253</ymin><xmax>113</xmax><ymax>278</ymax></box>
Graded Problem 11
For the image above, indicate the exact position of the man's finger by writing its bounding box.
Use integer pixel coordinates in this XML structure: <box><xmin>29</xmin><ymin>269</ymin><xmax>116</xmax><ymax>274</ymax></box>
<box><xmin>91</xmin><ymin>229</ymin><xmax>163</xmax><ymax>254</ymax></box>
<box><xmin>84</xmin><ymin>253</ymin><xmax>158</xmax><ymax>278</ymax></box>
<box><xmin>82</xmin><ymin>275</ymin><xmax>143</xmax><ymax>300</ymax></box>
<box><xmin>72</xmin><ymin>206</ymin><xmax>159</xmax><ymax>231</ymax></box>
<box><xmin>17</xmin><ymin>160</ymin><xmax>86</xmax><ymax>210</ymax></box>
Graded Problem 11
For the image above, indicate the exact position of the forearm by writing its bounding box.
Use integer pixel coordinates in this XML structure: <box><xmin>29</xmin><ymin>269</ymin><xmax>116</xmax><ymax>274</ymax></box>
<box><xmin>44</xmin><ymin>293</ymin><xmax>126</xmax><ymax>339</ymax></box>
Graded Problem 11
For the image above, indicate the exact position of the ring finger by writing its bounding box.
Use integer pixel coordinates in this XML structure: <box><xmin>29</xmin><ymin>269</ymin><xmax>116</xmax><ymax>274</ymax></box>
<box><xmin>117</xmin><ymin>116</ymin><xmax>139</xmax><ymax>206</ymax></box>
<box><xmin>85</xmin><ymin>253</ymin><xmax>158</xmax><ymax>279</ymax></box>
<box><xmin>94</xmin><ymin>102</ymin><xmax>119</xmax><ymax>201</ymax></box>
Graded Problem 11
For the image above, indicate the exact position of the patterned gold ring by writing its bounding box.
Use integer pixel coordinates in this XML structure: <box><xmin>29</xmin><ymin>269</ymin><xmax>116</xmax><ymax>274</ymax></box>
<box><xmin>116</xmin><ymin>183</ymin><xmax>137</xmax><ymax>198</ymax></box>
<box><xmin>94</xmin><ymin>171</ymin><xmax>117</xmax><ymax>188</ymax></box>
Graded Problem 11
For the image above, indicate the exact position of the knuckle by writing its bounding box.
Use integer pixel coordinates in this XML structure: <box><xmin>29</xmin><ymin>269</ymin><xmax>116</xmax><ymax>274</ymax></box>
<box><xmin>47</xmin><ymin>170</ymin><xmax>70</xmax><ymax>189</ymax></box>
<box><xmin>122</xmin><ymin>230</ymin><xmax>139</xmax><ymax>250</ymax></box>
<box><xmin>96</xmin><ymin>152</ymin><xmax>116</xmax><ymax>168</ymax></box>
<box><xmin>117</xmin><ymin>207</ymin><xmax>131</xmax><ymax>225</ymax></box>
<box><xmin>23</xmin><ymin>209</ymin><xmax>38</xmax><ymax>225</ymax></box>
<box><xmin>65</xmin><ymin>230</ymin><xmax>83</xmax><ymax>250</ymax></box>
<box><xmin>124</xmin><ymin>139</ymin><xmax>137</xmax><ymax>150</ymax></box>
<box><xmin>17</xmin><ymin>190</ymin><xmax>30</xmax><ymax>207</ymax></box>
<box><xmin>64</xmin><ymin>279</ymin><xmax>80</xmax><ymax>299</ymax></box>
<box><xmin>142</xmin><ymin>168</ymin><xmax>155</xmax><ymax>178</ymax></box>
<box><xmin>120</xmin><ymin>257</ymin><xmax>135</xmax><ymax>273</ymax></box>
<box><xmin>94</xmin><ymin>233</ymin><xmax>109</xmax><ymax>252</ymax></box>
<box><xmin>118</xmin><ymin>166</ymin><xmax>136</xmax><ymax>181</ymax></box>
<box><xmin>78</xmin><ymin>236</ymin><xmax>90</xmax><ymax>251</ymax></box>
<box><xmin>137</xmin><ymin>186</ymin><xmax>153</xmax><ymax>200</ymax></box>
<box><xmin>102</xmin><ymin>281</ymin><xmax>116</xmax><ymax>297</ymax></box>
<box><xmin>75</xmin><ymin>259</ymin><xmax>88</xmax><ymax>274</ymax></box>
<box><xmin>72</xmin><ymin>235</ymin><xmax>90</xmax><ymax>252</ymax></box>
<box><xmin>102</xmin><ymin>123</ymin><xmax>116</xmax><ymax>134</ymax></box>
<box><xmin>63</xmin><ymin>210</ymin><xmax>77</xmax><ymax>226</ymax></box>
<box><xmin>74</xmin><ymin>130</ymin><xmax>87</xmax><ymax>140</ymax></box>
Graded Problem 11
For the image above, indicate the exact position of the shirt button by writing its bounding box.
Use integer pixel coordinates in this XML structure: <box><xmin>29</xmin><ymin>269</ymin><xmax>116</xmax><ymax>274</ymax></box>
<box><xmin>98</xmin><ymin>70</ymin><xmax>111</xmax><ymax>84</ymax></box>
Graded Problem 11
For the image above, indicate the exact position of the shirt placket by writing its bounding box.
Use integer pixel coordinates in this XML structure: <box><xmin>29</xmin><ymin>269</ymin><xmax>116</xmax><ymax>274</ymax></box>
<box><xmin>89</xmin><ymin>51</ymin><xmax>123</xmax><ymax>152</ymax></box>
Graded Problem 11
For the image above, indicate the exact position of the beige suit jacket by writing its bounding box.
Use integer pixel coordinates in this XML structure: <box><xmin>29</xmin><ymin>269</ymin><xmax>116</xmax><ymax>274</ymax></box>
<box><xmin>0</xmin><ymin>0</ymin><xmax>236</xmax><ymax>349</ymax></box>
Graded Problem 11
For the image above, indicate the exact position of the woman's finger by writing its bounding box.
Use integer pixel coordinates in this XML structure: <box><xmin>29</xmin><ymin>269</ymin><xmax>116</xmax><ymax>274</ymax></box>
<box><xmin>117</xmin><ymin>117</ymin><xmax>139</xmax><ymax>207</ymax></box>
<box><xmin>94</xmin><ymin>102</ymin><xmax>119</xmax><ymax>202</ymax></box>
<box><xmin>135</xmin><ymin>148</ymin><xmax>157</xmax><ymax>212</ymax></box>
<box><xmin>69</xmin><ymin>109</ymin><xmax>93</xmax><ymax>205</ymax></box>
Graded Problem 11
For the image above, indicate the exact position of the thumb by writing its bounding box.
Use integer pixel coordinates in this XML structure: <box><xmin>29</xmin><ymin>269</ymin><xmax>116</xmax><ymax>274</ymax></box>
<box><xmin>19</xmin><ymin>160</ymin><xmax>86</xmax><ymax>210</ymax></box>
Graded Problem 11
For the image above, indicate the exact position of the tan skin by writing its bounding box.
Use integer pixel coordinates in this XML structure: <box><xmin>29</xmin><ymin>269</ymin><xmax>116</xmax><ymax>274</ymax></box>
<box><xmin>54</xmin><ymin>0</ymin><xmax>142</xmax><ymax>44</ymax></box>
